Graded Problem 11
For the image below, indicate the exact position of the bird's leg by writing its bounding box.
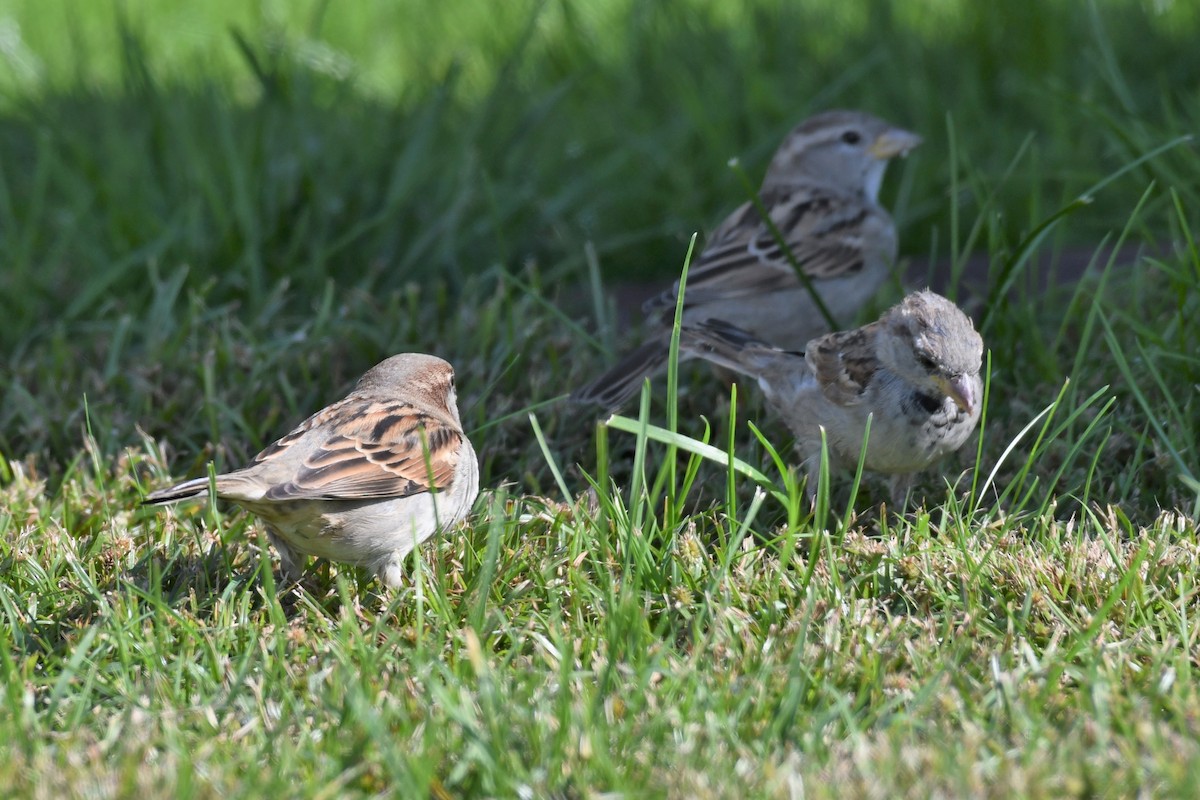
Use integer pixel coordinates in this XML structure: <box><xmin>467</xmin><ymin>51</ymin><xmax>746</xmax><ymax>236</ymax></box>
<box><xmin>800</xmin><ymin>454</ymin><xmax>820</xmax><ymax>506</ymax></box>
<box><xmin>267</xmin><ymin>529</ymin><xmax>305</xmax><ymax>587</ymax></box>
<box><xmin>375</xmin><ymin>555</ymin><xmax>406</xmax><ymax>589</ymax></box>
<box><xmin>799</xmin><ymin>436</ymin><xmax>841</xmax><ymax>510</ymax></box>
<box><xmin>887</xmin><ymin>474</ymin><xmax>915</xmax><ymax>512</ymax></box>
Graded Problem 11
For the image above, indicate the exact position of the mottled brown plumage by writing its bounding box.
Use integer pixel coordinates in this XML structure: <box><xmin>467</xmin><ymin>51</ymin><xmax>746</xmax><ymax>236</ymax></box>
<box><xmin>144</xmin><ymin>354</ymin><xmax>479</xmax><ymax>589</ymax></box>
<box><xmin>573</xmin><ymin>109</ymin><xmax>921</xmax><ymax>409</ymax></box>
<box><xmin>678</xmin><ymin>291</ymin><xmax>984</xmax><ymax>505</ymax></box>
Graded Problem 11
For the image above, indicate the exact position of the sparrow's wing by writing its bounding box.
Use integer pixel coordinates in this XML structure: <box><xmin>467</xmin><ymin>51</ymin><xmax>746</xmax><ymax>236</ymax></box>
<box><xmin>250</xmin><ymin>398</ymin><xmax>463</xmax><ymax>501</ymax></box>
<box><xmin>644</xmin><ymin>186</ymin><xmax>876</xmax><ymax>315</ymax></box>
<box><xmin>804</xmin><ymin>323</ymin><xmax>883</xmax><ymax>407</ymax></box>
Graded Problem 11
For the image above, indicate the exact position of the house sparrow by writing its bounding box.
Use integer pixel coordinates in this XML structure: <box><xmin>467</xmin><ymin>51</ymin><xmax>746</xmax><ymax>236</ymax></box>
<box><xmin>678</xmin><ymin>291</ymin><xmax>984</xmax><ymax>505</ymax></box>
<box><xmin>144</xmin><ymin>353</ymin><xmax>479</xmax><ymax>589</ymax></box>
<box><xmin>573</xmin><ymin>109</ymin><xmax>922</xmax><ymax>409</ymax></box>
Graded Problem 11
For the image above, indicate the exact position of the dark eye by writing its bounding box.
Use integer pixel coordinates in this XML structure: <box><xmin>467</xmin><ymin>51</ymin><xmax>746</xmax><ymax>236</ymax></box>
<box><xmin>841</xmin><ymin>130</ymin><xmax>862</xmax><ymax>145</ymax></box>
<box><xmin>916</xmin><ymin>353</ymin><xmax>937</xmax><ymax>370</ymax></box>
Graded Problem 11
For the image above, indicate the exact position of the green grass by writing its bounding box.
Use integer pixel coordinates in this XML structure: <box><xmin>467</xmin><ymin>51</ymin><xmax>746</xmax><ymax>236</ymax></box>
<box><xmin>2</xmin><ymin>0</ymin><xmax>1200</xmax><ymax>796</ymax></box>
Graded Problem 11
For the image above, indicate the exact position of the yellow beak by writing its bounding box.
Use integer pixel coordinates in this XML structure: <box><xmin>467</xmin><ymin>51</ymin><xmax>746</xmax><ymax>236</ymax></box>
<box><xmin>870</xmin><ymin>129</ymin><xmax>923</xmax><ymax>160</ymax></box>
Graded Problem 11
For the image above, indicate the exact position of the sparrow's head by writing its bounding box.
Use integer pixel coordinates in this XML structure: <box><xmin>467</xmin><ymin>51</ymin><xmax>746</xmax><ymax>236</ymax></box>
<box><xmin>877</xmin><ymin>290</ymin><xmax>984</xmax><ymax>415</ymax></box>
<box><xmin>764</xmin><ymin>110</ymin><xmax>922</xmax><ymax>200</ymax></box>
<box><xmin>357</xmin><ymin>353</ymin><xmax>461</xmax><ymax>419</ymax></box>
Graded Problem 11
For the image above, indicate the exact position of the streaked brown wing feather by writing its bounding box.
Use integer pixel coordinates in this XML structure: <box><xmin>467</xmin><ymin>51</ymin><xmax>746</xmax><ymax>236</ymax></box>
<box><xmin>804</xmin><ymin>324</ymin><xmax>881</xmax><ymax>407</ymax></box>
<box><xmin>254</xmin><ymin>399</ymin><xmax>462</xmax><ymax>501</ymax></box>
<box><xmin>744</xmin><ymin>192</ymin><xmax>867</xmax><ymax>280</ymax></box>
<box><xmin>644</xmin><ymin>187</ymin><xmax>869</xmax><ymax>315</ymax></box>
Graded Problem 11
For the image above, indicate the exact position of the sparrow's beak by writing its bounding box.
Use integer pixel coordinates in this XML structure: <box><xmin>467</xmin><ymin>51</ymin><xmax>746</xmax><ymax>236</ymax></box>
<box><xmin>935</xmin><ymin>374</ymin><xmax>978</xmax><ymax>415</ymax></box>
<box><xmin>870</xmin><ymin>128</ymin><xmax>923</xmax><ymax>160</ymax></box>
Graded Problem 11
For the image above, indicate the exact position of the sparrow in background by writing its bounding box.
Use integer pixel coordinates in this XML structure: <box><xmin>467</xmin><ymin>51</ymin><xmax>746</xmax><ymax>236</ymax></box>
<box><xmin>144</xmin><ymin>353</ymin><xmax>479</xmax><ymax>589</ymax></box>
<box><xmin>678</xmin><ymin>290</ymin><xmax>984</xmax><ymax>506</ymax></box>
<box><xmin>573</xmin><ymin>109</ymin><xmax>922</xmax><ymax>409</ymax></box>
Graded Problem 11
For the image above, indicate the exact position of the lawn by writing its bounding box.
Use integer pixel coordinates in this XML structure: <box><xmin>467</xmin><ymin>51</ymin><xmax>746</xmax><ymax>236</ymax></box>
<box><xmin>2</xmin><ymin>0</ymin><xmax>1200</xmax><ymax>797</ymax></box>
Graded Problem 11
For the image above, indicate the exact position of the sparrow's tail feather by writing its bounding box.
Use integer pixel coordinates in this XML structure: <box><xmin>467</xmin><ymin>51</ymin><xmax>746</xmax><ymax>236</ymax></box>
<box><xmin>142</xmin><ymin>476</ymin><xmax>213</xmax><ymax>505</ymax></box>
<box><xmin>677</xmin><ymin>319</ymin><xmax>793</xmax><ymax>377</ymax></box>
<box><xmin>571</xmin><ymin>338</ymin><xmax>676</xmax><ymax>410</ymax></box>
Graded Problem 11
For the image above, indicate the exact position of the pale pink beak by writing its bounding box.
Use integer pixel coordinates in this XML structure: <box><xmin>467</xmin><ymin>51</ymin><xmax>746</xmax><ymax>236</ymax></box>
<box><xmin>937</xmin><ymin>374</ymin><xmax>978</xmax><ymax>415</ymax></box>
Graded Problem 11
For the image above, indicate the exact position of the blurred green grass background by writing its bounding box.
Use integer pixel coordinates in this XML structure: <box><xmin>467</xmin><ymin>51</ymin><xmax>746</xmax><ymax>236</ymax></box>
<box><xmin>3</xmin><ymin>0</ymin><xmax>1198</xmax><ymax>469</ymax></box>
<box><xmin>2</xmin><ymin>0</ymin><xmax>1196</xmax><ymax>307</ymax></box>
<box><xmin>3</xmin><ymin>3</ymin><xmax>1200</xmax><ymax>797</ymax></box>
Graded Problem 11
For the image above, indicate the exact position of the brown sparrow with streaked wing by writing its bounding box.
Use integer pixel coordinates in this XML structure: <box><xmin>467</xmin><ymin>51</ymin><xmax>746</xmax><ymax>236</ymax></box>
<box><xmin>144</xmin><ymin>353</ymin><xmax>479</xmax><ymax>589</ymax></box>
<box><xmin>678</xmin><ymin>291</ymin><xmax>983</xmax><ymax>506</ymax></box>
<box><xmin>573</xmin><ymin>109</ymin><xmax>922</xmax><ymax>409</ymax></box>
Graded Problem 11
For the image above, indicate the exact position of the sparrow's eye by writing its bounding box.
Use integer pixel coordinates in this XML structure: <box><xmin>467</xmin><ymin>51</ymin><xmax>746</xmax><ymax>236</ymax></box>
<box><xmin>841</xmin><ymin>130</ymin><xmax>862</xmax><ymax>145</ymax></box>
<box><xmin>915</xmin><ymin>353</ymin><xmax>937</xmax><ymax>371</ymax></box>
